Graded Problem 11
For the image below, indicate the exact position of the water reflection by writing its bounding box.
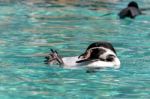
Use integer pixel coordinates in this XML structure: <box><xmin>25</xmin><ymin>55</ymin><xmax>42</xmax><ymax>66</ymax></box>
<box><xmin>22</xmin><ymin>0</ymin><xmax>120</xmax><ymax>11</ymax></box>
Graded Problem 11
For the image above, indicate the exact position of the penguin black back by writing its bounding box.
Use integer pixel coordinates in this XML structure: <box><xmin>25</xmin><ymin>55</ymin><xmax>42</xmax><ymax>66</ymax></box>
<box><xmin>85</xmin><ymin>41</ymin><xmax>116</xmax><ymax>54</ymax></box>
<box><xmin>78</xmin><ymin>41</ymin><xmax>116</xmax><ymax>60</ymax></box>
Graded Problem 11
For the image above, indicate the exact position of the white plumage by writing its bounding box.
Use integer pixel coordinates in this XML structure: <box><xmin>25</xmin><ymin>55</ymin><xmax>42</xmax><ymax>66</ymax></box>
<box><xmin>62</xmin><ymin>56</ymin><xmax>120</xmax><ymax>69</ymax></box>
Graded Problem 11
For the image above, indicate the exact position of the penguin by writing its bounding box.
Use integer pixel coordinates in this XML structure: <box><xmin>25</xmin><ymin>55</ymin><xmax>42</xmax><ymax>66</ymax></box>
<box><xmin>118</xmin><ymin>1</ymin><xmax>142</xmax><ymax>19</ymax></box>
<box><xmin>44</xmin><ymin>41</ymin><xmax>121</xmax><ymax>70</ymax></box>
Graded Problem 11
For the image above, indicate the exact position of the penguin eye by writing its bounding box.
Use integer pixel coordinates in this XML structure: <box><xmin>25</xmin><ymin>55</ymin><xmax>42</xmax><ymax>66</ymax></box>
<box><xmin>106</xmin><ymin>54</ymin><xmax>115</xmax><ymax>62</ymax></box>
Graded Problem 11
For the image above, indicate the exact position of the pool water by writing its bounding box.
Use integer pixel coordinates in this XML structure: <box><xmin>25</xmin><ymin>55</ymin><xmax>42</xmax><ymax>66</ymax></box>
<box><xmin>0</xmin><ymin>0</ymin><xmax>150</xmax><ymax>99</ymax></box>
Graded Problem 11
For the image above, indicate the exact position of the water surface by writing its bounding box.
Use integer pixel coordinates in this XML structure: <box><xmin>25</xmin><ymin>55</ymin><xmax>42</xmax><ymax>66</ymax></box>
<box><xmin>0</xmin><ymin>0</ymin><xmax>150</xmax><ymax>99</ymax></box>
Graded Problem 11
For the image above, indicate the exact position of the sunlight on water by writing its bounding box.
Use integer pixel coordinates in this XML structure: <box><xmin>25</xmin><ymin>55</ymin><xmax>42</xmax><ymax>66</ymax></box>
<box><xmin>0</xmin><ymin>0</ymin><xmax>150</xmax><ymax>99</ymax></box>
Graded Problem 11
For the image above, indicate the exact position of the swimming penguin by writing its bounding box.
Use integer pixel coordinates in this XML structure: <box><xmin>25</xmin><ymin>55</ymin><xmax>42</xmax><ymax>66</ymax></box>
<box><xmin>44</xmin><ymin>41</ymin><xmax>120</xmax><ymax>70</ymax></box>
<box><xmin>118</xmin><ymin>1</ymin><xmax>142</xmax><ymax>19</ymax></box>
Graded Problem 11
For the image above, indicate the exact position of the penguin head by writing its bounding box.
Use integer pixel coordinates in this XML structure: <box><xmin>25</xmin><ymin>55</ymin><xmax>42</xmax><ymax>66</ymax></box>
<box><xmin>128</xmin><ymin>1</ymin><xmax>139</xmax><ymax>9</ymax></box>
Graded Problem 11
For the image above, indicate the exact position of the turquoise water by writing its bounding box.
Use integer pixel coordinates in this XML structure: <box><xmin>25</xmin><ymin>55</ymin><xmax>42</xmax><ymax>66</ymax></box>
<box><xmin>0</xmin><ymin>0</ymin><xmax>150</xmax><ymax>99</ymax></box>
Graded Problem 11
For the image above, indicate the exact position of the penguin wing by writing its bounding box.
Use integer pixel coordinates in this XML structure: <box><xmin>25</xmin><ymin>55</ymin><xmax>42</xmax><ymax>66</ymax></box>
<box><xmin>76</xmin><ymin>59</ymin><xmax>100</xmax><ymax>63</ymax></box>
<box><xmin>119</xmin><ymin>7</ymin><xmax>141</xmax><ymax>19</ymax></box>
<box><xmin>118</xmin><ymin>8</ymin><xmax>130</xmax><ymax>19</ymax></box>
<box><xmin>129</xmin><ymin>7</ymin><xmax>141</xmax><ymax>17</ymax></box>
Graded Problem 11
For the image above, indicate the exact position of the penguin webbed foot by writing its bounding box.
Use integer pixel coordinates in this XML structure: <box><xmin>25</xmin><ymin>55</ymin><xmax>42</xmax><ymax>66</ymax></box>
<box><xmin>44</xmin><ymin>49</ymin><xmax>64</xmax><ymax>65</ymax></box>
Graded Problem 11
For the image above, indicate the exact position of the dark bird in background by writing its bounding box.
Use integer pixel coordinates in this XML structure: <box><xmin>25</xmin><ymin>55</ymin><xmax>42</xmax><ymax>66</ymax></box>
<box><xmin>118</xmin><ymin>1</ymin><xmax>142</xmax><ymax>19</ymax></box>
